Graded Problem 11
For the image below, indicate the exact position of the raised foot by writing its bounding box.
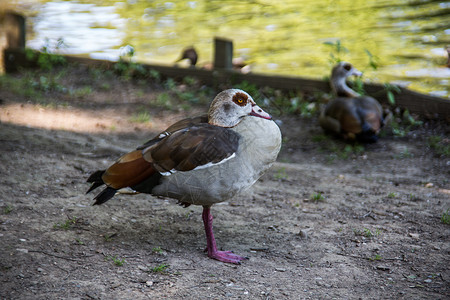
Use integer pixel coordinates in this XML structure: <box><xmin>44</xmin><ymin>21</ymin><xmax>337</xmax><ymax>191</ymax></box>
<box><xmin>208</xmin><ymin>250</ymin><xmax>248</xmax><ymax>264</ymax></box>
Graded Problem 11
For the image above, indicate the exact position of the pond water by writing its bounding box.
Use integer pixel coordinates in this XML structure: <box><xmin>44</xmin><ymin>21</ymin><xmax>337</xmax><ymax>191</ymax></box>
<box><xmin>11</xmin><ymin>0</ymin><xmax>450</xmax><ymax>98</ymax></box>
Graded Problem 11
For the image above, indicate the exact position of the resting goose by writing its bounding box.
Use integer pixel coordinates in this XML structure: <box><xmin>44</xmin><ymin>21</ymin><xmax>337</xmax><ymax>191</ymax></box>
<box><xmin>87</xmin><ymin>89</ymin><xmax>282</xmax><ymax>264</ymax></box>
<box><xmin>319</xmin><ymin>62</ymin><xmax>385</xmax><ymax>143</ymax></box>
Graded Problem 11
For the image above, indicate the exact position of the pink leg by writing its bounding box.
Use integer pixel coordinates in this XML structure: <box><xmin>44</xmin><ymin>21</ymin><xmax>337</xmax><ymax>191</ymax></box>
<box><xmin>202</xmin><ymin>206</ymin><xmax>247</xmax><ymax>264</ymax></box>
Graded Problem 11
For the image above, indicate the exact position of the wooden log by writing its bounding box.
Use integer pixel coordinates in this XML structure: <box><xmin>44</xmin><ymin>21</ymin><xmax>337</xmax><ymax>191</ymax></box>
<box><xmin>3</xmin><ymin>48</ymin><xmax>449</xmax><ymax>120</ymax></box>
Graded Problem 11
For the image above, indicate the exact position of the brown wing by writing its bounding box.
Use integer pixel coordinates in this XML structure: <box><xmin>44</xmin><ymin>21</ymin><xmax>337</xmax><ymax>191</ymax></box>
<box><xmin>142</xmin><ymin>124</ymin><xmax>240</xmax><ymax>174</ymax></box>
<box><xmin>86</xmin><ymin>149</ymin><xmax>158</xmax><ymax>205</ymax></box>
<box><xmin>357</xmin><ymin>96</ymin><xmax>383</xmax><ymax>132</ymax></box>
<box><xmin>86</xmin><ymin>116</ymin><xmax>238</xmax><ymax>205</ymax></box>
<box><xmin>101</xmin><ymin>150</ymin><xmax>156</xmax><ymax>190</ymax></box>
<box><xmin>324</xmin><ymin>98</ymin><xmax>362</xmax><ymax>134</ymax></box>
<box><xmin>137</xmin><ymin>115</ymin><xmax>208</xmax><ymax>150</ymax></box>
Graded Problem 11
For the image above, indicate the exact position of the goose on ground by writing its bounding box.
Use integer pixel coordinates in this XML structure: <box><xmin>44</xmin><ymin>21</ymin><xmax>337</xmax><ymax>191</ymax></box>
<box><xmin>87</xmin><ymin>89</ymin><xmax>282</xmax><ymax>264</ymax></box>
<box><xmin>319</xmin><ymin>62</ymin><xmax>387</xmax><ymax>143</ymax></box>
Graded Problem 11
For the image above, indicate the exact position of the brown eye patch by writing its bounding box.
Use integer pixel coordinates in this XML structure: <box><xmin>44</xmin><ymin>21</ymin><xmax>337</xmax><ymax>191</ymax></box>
<box><xmin>232</xmin><ymin>92</ymin><xmax>249</xmax><ymax>106</ymax></box>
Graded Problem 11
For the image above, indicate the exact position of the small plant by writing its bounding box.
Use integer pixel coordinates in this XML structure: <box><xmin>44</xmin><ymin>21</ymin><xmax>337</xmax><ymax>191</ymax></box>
<box><xmin>100</xmin><ymin>82</ymin><xmax>111</xmax><ymax>90</ymax></box>
<box><xmin>390</xmin><ymin>109</ymin><xmax>423</xmax><ymax>138</ymax></box>
<box><xmin>408</xmin><ymin>194</ymin><xmax>421</xmax><ymax>201</ymax></box>
<box><xmin>364</xmin><ymin>49</ymin><xmax>379</xmax><ymax>71</ymax></box>
<box><xmin>151</xmin><ymin>264</ymin><xmax>169</xmax><ymax>273</ymax></box>
<box><xmin>387</xmin><ymin>192</ymin><xmax>397</xmax><ymax>198</ymax></box>
<box><xmin>75</xmin><ymin>239</ymin><xmax>84</xmax><ymax>245</ymax></box>
<box><xmin>323</xmin><ymin>39</ymin><xmax>349</xmax><ymax>65</ymax></box>
<box><xmin>441</xmin><ymin>208</ymin><xmax>450</xmax><ymax>225</ymax></box>
<box><xmin>354</xmin><ymin>228</ymin><xmax>381</xmax><ymax>238</ymax></box>
<box><xmin>390</xmin><ymin>120</ymin><xmax>407</xmax><ymax>137</ymax></box>
<box><xmin>32</xmin><ymin>75</ymin><xmax>67</xmax><ymax>93</ymax></box>
<box><xmin>274</xmin><ymin>167</ymin><xmax>288</xmax><ymax>180</ymax></box>
<box><xmin>3</xmin><ymin>205</ymin><xmax>13</xmax><ymax>214</ymax></box>
<box><xmin>312</xmin><ymin>134</ymin><xmax>329</xmax><ymax>142</ymax></box>
<box><xmin>155</xmin><ymin>92</ymin><xmax>172</xmax><ymax>109</ymax></box>
<box><xmin>328</xmin><ymin>143</ymin><xmax>365</xmax><ymax>160</ymax></box>
<box><xmin>268</xmin><ymin>91</ymin><xmax>310</xmax><ymax>115</ymax></box>
<box><xmin>114</xmin><ymin>45</ymin><xmax>148</xmax><ymax>79</ymax></box>
<box><xmin>103</xmin><ymin>233</ymin><xmax>116</xmax><ymax>242</ymax></box>
<box><xmin>350</xmin><ymin>77</ymin><xmax>366</xmax><ymax>96</ymax></box>
<box><xmin>384</xmin><ymin>83</ymin><xmax>401</xmax><ymax>106</ymax></box>
<box><xmin>130</xmin><ymin>111</ymin><xmax>151</xmax><ymax>123</ymax></box>
<box><xmin>152</xmin><ymin>247</ymin><xmax>163</xmax><ymax>254</ymax></box>
<box><xmin>427</xmin><ymin>136</ymin><xmax>450</xmax><ymax>157</ymax></box>
<box><xmin>397</xmin><ymin>148</ymin><xmax>413</xmax><ymax>159</ymax></box>
<box><xmin>343</xmin><ymin>144</ymin><xmax>364</xmax><ymax>158</ymax></box>
<box><xmin>182</xmin><ymin>76</ymin><xmax>196</xmax><ymax>85</ymax></box>
<box><xmin>298</xmin><ymin>101</ymin><xmax>317</xmax><ymax>118</ymax></box>
<box><xmin>363</xmin><ymin>228</ymin><xmax>374</xmax><ymax>238</ymax></box>
<box><xmin>369</xmin><ymin>254</ymin><xmax>382</xmax><ymax>261</ymax></box>
<box><xmin>106</xmin><ymin>255</ymin><xmax>125</xmax><ymax>266</ymax></box>
<box><xmin>164</xmin><ymin>78</ymin><xmax>177</xmax><ymax>91</ymax></box>
<box><xmin>71</xmin><ymin>86</ymin><xmax>93</xmax><ymax>98</ymax></box>
<box><xmin>177</xmin><ymin>91</ymin><xmax>199</xmax><ymax>104</ymax></box>
<box><xmin>310</xmin><ymin>192</ymin><xmax>324</xmax><ymax>202</ymax></box>
<box><xmin>25</xmin><ymin>37</ymin><xmax>67</xmax><ymax>70</ymax></box>
<box><xmin>402</xmin><ymin>109</ymin><xmax>423</xmax><ymax>127</ymax></box>
<box><xmin>53</xmin><ymin>217</ymin><xmax>77</xmax><ymax>230</ymax></box>
<box><xmin>149</xmin><ymin>69</ymin><xmax>161</xmax><ymax>82</ymax></box>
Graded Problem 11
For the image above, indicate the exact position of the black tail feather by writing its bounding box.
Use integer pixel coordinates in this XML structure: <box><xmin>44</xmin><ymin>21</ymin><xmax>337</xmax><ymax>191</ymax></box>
<box><xmin>86</xmin><ymin>170</ymin><xmax>105</xmax><ymax>194</ymax></box>
<box><xmin>87</xmin><ymin>170</ymin><xmax>105</xmax><ymax>183</ymax></box>
<box><xmin>93</xmin><ymin>187</ymin><xmax>117</xmax><ymax>205</ymax></box>
<box><xmin>86</xmin><ymin>181</ymin><xmax>104</xmax><ymax>194</ymax></box>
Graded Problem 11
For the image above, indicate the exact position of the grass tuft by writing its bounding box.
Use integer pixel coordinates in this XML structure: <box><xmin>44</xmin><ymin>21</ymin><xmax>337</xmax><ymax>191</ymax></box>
<box><xmin>151</xmin><ymin>264</ymin><xmax>169</xmax><ymax>273</ymax></box>
<box><xmin>441</xmin><ymin>209</ymin><xmax>450</xmax><ymax>225</ymax></box>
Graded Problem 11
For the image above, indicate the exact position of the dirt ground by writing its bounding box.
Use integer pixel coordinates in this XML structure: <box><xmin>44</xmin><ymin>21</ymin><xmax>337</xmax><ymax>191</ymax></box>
<box><xmin>0</xmin><ymin>64</ymin><xmax>449</xmax><ymax>299</ymax></box>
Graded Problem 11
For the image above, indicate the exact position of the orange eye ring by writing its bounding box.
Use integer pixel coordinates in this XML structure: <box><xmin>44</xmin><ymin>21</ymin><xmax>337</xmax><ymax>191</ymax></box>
<box><xmin>232</xmin><ymin>92</ymin><xmax>249</xmax><ymax>106</ymax></box>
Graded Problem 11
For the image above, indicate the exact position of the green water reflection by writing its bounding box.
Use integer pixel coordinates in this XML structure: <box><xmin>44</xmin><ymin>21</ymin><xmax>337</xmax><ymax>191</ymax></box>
<box><xmin>19</xmin><ymin>0</ymin><xmax>450</xmax><ymax>98</ymax></box>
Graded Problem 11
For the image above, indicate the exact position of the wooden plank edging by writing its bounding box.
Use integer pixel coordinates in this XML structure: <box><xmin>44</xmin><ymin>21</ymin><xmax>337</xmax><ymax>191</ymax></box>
<box><xmin>3</xmin><ymin>48</ymin><xmax>449</xmax><ymax>120</ymax></box>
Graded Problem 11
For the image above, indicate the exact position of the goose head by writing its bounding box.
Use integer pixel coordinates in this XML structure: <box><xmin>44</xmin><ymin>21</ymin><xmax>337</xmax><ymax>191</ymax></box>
<box><xmin>208</xmin><ymin>89</ymin><xmax>272</xmax><ymax>127</ymax></box>
<box><xmin>176</xmin><ymin>46</ymin><xmax>198</xmax><ymax>66</ymax></box>
<box><xmin>331</xmin><ymin>62</ymin><xmax>363</xmax><ymax>98</ymax></box>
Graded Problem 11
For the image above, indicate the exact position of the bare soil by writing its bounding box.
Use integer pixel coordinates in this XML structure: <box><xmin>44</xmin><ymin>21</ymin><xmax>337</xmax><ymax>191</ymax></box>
<box><xmin>0</xmin><ymin>64</ymin><xmax>449</xmax><ymax>299</ymax></box>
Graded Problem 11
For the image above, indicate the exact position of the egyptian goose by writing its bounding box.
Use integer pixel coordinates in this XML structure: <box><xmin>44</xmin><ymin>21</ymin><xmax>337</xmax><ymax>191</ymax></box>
<box><xmin>319</xmin><ymin>62</ymin><xmax>385</xmax><ymax>143</ymax></box>
<box><xmin>175</xmin><ymin>46</ymin><xmax>198</xmax><ymax>67</ymax></box>
<box><xmin>87</xmin><ymin>89</ymin><xmax>282</xmax><ymax>264</ymax></box>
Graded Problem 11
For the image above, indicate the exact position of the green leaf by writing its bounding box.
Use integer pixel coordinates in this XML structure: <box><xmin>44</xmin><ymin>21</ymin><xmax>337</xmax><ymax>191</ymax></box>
<box><xmin>387</xmin><ymin>91</ymin><xmax>395</xmax><ymax>105</ymax></box>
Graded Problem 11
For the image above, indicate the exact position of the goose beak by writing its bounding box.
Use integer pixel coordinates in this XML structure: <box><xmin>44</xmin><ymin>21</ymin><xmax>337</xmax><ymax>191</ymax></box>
<box><xmin>250</xmin><ymin>104</ymin><xmax>272</xmax><ymax>120</ymax></box>
<box><xmin>351</xmin><ymin>68</ymin><xmax>363</xmax><ymax>77</ymax></box>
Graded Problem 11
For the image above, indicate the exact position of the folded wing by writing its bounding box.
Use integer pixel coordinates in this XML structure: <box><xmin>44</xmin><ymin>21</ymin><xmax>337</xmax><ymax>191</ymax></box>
<box><xmin>87</xmin><ymin>120</ymin><xmax>240</xmax><ymax>205</ymax></box>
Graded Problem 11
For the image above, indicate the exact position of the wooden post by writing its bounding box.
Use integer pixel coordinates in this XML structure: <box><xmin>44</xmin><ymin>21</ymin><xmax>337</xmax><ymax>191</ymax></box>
<box><xmin>214</xmin><ymin>37</ymin><xmax>233</xmax><ymax>70</ymax></box>
<box><xmin>4</xmin><ymin>12</ymin><xmax>26</xmax><ymax>49</ymax></box>
<box><xmin>1</xmin><ymin>12</ymin><xmax>26</xmax><ymax>73</ymax></box>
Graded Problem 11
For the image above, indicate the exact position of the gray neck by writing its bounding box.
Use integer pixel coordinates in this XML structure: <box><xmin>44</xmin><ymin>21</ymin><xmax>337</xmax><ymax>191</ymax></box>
<box><xmin>331</xmin><ymin>77</ymin><xmax>360</xmax><ymax>98</ymax></box>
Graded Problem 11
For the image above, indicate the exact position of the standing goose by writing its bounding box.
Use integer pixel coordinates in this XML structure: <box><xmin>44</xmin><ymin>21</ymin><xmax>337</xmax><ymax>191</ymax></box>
<box><xmin>319</xmin><ymin>62</ymin><xmax>385</xmax><ymax>143</ymax></box>
<box><xmin>87</xmin><ymin>89</ymin><xmax>282</xmax><ymax>264</ymax></box>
